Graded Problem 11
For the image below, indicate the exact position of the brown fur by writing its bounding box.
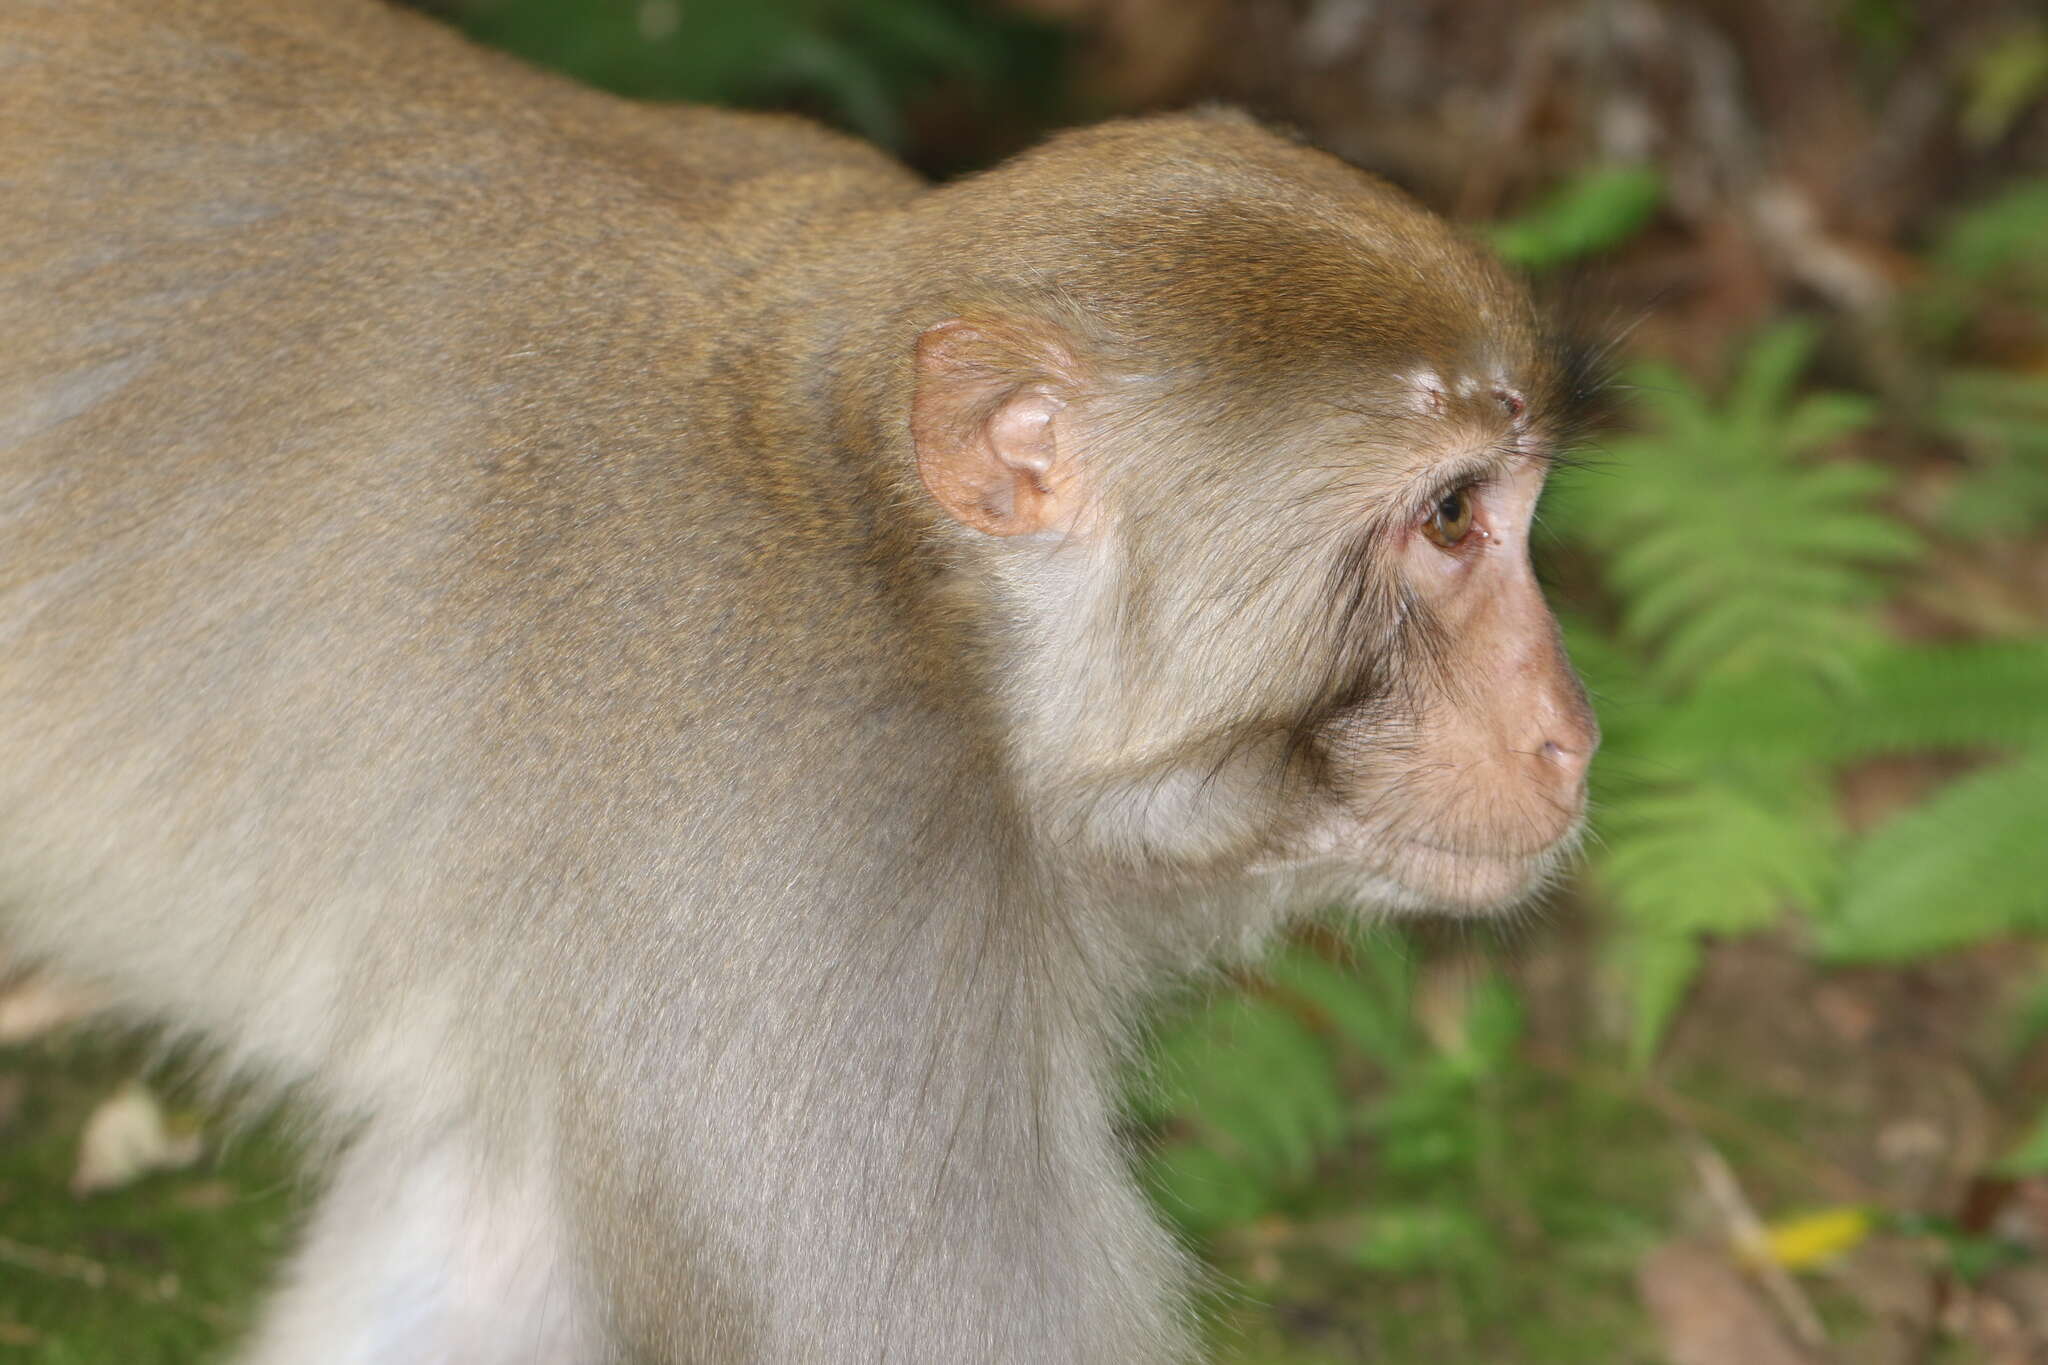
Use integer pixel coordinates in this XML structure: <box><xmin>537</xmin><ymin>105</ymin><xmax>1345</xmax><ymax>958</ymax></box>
<box><xmin>1</xmin><ymin>3</ymin><xmax>1596</xmax><ymax>1360</ymax></box>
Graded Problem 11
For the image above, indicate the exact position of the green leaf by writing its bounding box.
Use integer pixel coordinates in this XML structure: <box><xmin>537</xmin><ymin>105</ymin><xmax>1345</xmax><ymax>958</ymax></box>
<box><xmin>1778</xmin><ymin>391</ymin><xmax>1881</xmax><ymax>455</ymax></box>
<box><xmin>1931</xmin><ymin>179</ymin><xmax>2048</xmax><ymax>283</ymax></box>
<box><xmin>1267</xmin><ymin>945</ymin><xmax>1412</xmax><ymax>1068</ymax></box>
<box><xmin>1935</xmin><ymin>368</ymin><xmax>2048</xmax><ymax>538</ymax></box>
<box><xmin>1596</xmin><ymin>771</ymin><xmax>1840</xmax><ymax>934</ymax></box>
<box><xmin>1351</xmin><ymin>1202</ymin><xmax>1490</xmax><ymax>1273</ymax></box>
<box><xmin>1140</xmin><ymin>991</ymin><xmax>1347</xmax><ymax>1198</ymax></box>
<box><xmin>1961</xmin><ymin>22</ymin><xmax>2048</xmax><ymax>146</ymax></box>
<box><xmin>1609</xmin><ymin>928</ymin><xmax>1702</xmax><ymax>1068</ymax></box>
<box><xmin>772</xmin><ymin>30</ymin><xmax>904</xmax><ymax>145</ymax></box>
<box><xmin>1484</xmin><ymin>165</ymin><xmax>1663</xmax><ymax>271</ymax></box>
<box><xmin>1728</xmin><ymin>322</ymin><xmax>1822</xmax><ymax>446</ymax></box>
<box><xmin>1552</xmin><ymin>328</ymin><xmax>1910</xmax><ymax>692</ymax></box>
<box><xmin>1144</xmin><ymin>1141</ymin><xmax>1273</xmax><ymax>1233</ymax></box>
<box><xmin>1823</xmin><ymin>749</ymin><xmax>2048</xmax><ymax>960</ymax></box>
<box><xmin>1838</xmin><ymin>641</ymin><xmax>2048</xmax><ymax>756</ymax></box>
<box><xmin>1999</xmin><ymin>1104</ymin><xmax>2048</xmax><ymax>1176</ymax></box>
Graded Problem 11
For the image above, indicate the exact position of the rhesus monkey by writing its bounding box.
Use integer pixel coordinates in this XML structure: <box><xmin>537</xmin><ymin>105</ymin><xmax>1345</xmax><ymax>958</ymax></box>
<box><xmin>0</xmin><ymin>0</ymin><xmax>1599</xmax><ymax>1360</ymax></box>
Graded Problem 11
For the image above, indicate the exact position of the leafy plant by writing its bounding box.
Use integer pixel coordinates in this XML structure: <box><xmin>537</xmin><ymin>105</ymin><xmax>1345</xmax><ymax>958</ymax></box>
<box><xmin>1912</xmin><ymin>178</ymin><xmax>2048</xmax><ymax>345</ymax></box>
<box><xmin>1827</xmin><ymin>748</ymin><xmax>2048</xmax><ymax>959</ymax></box>
<box><xmin>1959</xmin><ymin>20</ymin><xmax>2048</xmax><ymax>147</ymax></box>
<box><xmin>1484</xmin><ymin>165</ymin><xmax>1664</xmax><ymax>272</ymax></box>
<box><xmin>453</xmin><ymin>0</ymin><xmax>1062</xmax><ymax>148</ymax></box>
<box><xmin>1558</xmin><ymin>322</ymin><xmax>1917</xmax><ymax>690</ymax></box>
<box><xmin>1133</xmin><ymin>931</ymin><xmax>1520</xmax><ymax>1254</ymax></box>
<box><xmin>1934</xmin><ymin>368</ymin><xmax>2048</xmax><ymax>539</ymax></box>
<box><xmin>1134</xmin><ymin>935</ymin><xmax>1410</xmax><ymax>1236</ymax></box>
<box><xmin>1550</xmin><ymin>321</ymin><xmax>2048</xmax><ymax>1058</ymax></box>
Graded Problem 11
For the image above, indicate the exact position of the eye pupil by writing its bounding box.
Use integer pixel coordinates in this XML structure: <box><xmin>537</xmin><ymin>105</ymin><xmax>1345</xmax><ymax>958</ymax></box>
<box><xmin>1423</xmin><ymin>486</ymin><xmax>1475</xmax><ymax>548</ymax></box>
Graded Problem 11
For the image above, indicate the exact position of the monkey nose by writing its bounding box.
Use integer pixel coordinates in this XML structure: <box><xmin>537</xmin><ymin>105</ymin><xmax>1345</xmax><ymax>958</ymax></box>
<box><xmin>1530</xmin><ymin>682</ymin><xmax>1599</xmax><ymax>789</ymax></box>
<box><xmin>1538</xmin><ymin>738</ymin><xmax>1593</xmax><ymax>786</ymax></box>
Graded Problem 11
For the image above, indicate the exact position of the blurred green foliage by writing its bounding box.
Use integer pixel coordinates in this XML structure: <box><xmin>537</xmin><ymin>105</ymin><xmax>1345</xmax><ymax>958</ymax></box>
<box><xmin>1134</xmin><ymin>929</ymin><xmax>1673</xmax><ymax>1362</ymax></box>
<box><xmin>1936</xmin><ymin>368</ymin><xmax>2048</xmax><ymax>538</ymax></box>
<box><xmin>1960</xmin><ymin>19</ymin><xmax>2048</xmax><ymax>147</ymax></box>
<box><xmin>0</xmin><ymin>1038</ymin><xmax>300</xmax><ymax>1363</ymax></box>
<box><xmin>1136</xmin><ymin>172</ymin><xmax>2048</xmax><ymax>1358</ymax></box>
<box><xmin>1135</xmin><ymin>934</ymin><xmax>1422</xmax><ymax>1237</ymax></box>
<box><xmin>1489</xmin><ymin>182</ymin><xmax>2048</xmax><ymax>1063</ymax></box>
<box><xmin>450</xmin><ymin>0</ymin><xmax>1064</xmax><ymax>149</ymax></box>
<box><xmin>1914</xmin><ymin>178</ymin><xmax>2048</xmax><ymax>344</ymax></box>
<box><xmin>1483</xmin><ymin>165</ymin><xmax>1665</xmax><ymax>272</ymax></box>
<box><xmin>1567</xmin><ymin>323</ymin><xmax>1915</xmax><ymax>688</ymax></box>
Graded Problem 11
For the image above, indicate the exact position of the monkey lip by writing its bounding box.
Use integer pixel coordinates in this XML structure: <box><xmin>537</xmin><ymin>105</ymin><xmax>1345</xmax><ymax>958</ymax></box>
<box><xmin>1380</xmin><ymin>826</ymin><xmax>1583</xmax><ymax>913</ymax></box>
<box><xmin>1404</xmin><ymin>829</ymin><xmax>1568</xmax><ymax>860</ymax></box>
<box><xmin>1384</xmin><ymin>843</ymin><xmax>1556</xmax><ymax>908</ymax></box>
<box><xmin>1293</xmin><ymin>811</ymin><xmax>1584</xmax><ymax>914</ymax></box>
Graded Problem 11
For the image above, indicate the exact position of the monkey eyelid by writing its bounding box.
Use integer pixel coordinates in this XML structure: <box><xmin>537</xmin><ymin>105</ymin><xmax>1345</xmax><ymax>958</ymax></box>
<box><xmin>1401</xmin><ymin>453</ymin><xmax>1512</xmax><ymax>528</ymax></box>
<box><xmin>1407</xmin><ymin>429</ymin><xmax>1563</xmax><ymax>507</ymax></box>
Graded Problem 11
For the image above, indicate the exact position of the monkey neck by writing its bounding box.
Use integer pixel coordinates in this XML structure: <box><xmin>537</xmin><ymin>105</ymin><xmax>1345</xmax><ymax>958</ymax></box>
<box><xmin>712</xmin><ymin>219</ymin><xmax>1303</xmax><ymax>942</ymax></box>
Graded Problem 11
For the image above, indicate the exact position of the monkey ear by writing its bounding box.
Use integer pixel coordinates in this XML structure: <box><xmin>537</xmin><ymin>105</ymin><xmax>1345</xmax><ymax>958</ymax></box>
<box><xmin>910</xmin><ymin>320</ymin><xmax>1085</xmax><ymax>537</ymax></box>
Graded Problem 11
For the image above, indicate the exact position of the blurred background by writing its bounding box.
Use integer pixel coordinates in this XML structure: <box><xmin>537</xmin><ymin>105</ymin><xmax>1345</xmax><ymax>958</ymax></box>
<box><xmin>2</xmin><ymin>1</ymin><xmax>2045</xmax><ymax>1361</ymax></box>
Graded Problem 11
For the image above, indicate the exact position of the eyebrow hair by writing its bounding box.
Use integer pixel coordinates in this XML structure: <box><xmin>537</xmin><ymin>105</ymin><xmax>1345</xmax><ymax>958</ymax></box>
<box><xmin>1386</xmin><ymin>440</ymin><xmax>1549</xmax><ymax>525</ymax></box>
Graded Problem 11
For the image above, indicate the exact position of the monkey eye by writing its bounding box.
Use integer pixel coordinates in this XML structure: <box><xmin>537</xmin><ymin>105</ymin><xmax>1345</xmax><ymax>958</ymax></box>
<box><xmin>1420</xmin><ymin>484</ymin><xmax>1476</xmax><ymax>548</ymax></box>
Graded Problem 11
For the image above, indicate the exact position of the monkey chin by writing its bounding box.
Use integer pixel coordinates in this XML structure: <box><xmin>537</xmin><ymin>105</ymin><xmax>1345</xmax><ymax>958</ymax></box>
<box><xmin>1285</xmin><ymin>817</ymin><xmax>1585</xmax><ymax>920</ymax></box>
<box><xmin>1375</xmin><ymin>834</ymin><xmax>1581</xmax><ymax>917</ymax></box>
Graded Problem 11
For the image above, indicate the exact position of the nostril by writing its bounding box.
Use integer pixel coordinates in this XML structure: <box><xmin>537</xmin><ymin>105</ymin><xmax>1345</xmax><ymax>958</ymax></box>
<box><xmin>1539</xmin><ymin>739</ymin><xmax>1592</xmax><ymax>781</ymax></box>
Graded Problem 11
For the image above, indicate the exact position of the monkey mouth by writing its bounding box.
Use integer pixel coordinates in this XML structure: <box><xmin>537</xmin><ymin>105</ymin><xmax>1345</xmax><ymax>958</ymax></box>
<box><xmin>1376</xmin><ymin>835</ymin><xmax>1575</xmax><ymax>914</ymax></box>
<box><xmin>1289</xmin><ymin>810</ymin><xmax>1583</xmax><ymax>915</ymax></box>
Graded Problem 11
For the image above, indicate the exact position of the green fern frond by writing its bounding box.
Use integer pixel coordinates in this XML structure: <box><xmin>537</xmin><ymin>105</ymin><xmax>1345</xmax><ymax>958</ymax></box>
<box><xmin>1583</xmin><ymin>633</ymin><xmax>2048</xmax><ymax>1060</ymax></box>
<box><xmin>1603</xmin><ymin>927</ymin><xmax>1702</xmax><ymax>1069</ymax></box>
<box><xmin>1835</xmin><ymin>640</ymin><xmax>2048</xmax><ymax>755</ymax></box>
<box><xmin>1821</xmin><ymin>748</ymin><xmax>2048</xmax><ymax>960</ymax></box>
<box><xmin>1135</xmin><ymin>934</ymin><xmax>1507</xmax><ymax>1235</ymax></box>
<box><xmin>1911</xmin><ymin>179</ymin><xmax>2048</xmax><ymax>343</ymax></box>
<box><xmin>1557</xmin><ymin>325</ymin><xmax>1917</xmax><ymax>690</ymax></box>
<box><xmin>1484</xmin><ymin>164</ymin><xmax>1663</xmax><ymax>271</ymax></box>
<box><xmin>1605</xmin><ymin>641</ymin><xmax>2048</xmax><ymax>765</ymax></box>
<box><xmin>1778</xmin><ymin>391</ymin><xmax>1884</xmax><ymax>453</ymax></box>
<box><xmin>1587</xmin><ymin>761</ymin><xmax>1838</xmax><ymax>1063</ymax></box>
<box><xmin>1931</xmin><ymin>179</ymin><xmax>2048</xmax><ymax>287</ymax></box>
<box><xmin>1613</xmin><ymin>671</ymin><xmax>1835</xmax><ymax>766</ymax></box>
<box><xmin>1935</xmin><ymin>368</ymin><xmax>2048</xmax><ymax>539</ymax></box>
<box><xmin>1138</xmin><ymin>988</ymin><xmax>1349</xmax><ymax>1232</ymax></box>
<box><xmin>1562</xmin><ymin>320</ymin><xmax>2040</xmax><ymax>1062</ymax></box>
<box><xmin>1652</xmin><ymin>599</ymin><xmax>1882</xmax><ymax>690</ymax></box>
<box><xmin>1615</xmin><ymin>560</ymin><xmax>1888</xmax><ymax>650</ymax></box>
<box><xmin>1596</xmin><ymin>770</ymin><xmax>1841</xmax><ymax>935</ymax></box>
<box><xmin>1726</xmin><ymin>322</ymin><xmax>1830</xmax><ymax>446</ymax></box>
<box><xmin>1266</xmin><ymin>940</ymin><xmax>1413</xmax><ymax>1069</ymax></box>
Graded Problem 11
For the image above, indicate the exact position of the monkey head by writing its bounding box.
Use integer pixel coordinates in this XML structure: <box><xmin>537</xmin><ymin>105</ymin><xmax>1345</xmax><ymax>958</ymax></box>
<box><xmin>906</xmin><ymin>114</ymin><xmax>1599</xmax><ymax>919</ymax></box>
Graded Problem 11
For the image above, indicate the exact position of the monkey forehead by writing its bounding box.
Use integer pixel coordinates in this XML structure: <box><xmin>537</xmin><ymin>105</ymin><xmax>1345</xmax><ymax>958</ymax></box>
<box><xmin>1067</xmin><ymin>209</ymin><xmax>1537</xmax><ymax>376</ymax></box>
<box><xmin>1401</xmin><ymin>365</ymin><xmax>1522</xmax><ymax>411</ymax></box>
<box><xmin>933</xmin><ymin>115</ymin><xmax>1546</xmax><ymax>376</ymax></box>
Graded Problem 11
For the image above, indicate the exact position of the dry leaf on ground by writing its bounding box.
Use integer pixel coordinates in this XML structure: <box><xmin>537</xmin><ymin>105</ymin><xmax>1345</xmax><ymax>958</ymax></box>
<box><xmin>71</xmin><ymin>1082</ymin><xmax>203</xmax><ymax>1197</ymax></box>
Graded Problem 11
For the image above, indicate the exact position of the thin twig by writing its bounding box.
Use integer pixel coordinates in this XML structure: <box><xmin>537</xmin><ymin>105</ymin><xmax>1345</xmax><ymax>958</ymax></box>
<box><xmin>1681</xmin><ymin>1132</ymin><xmax>1831</xmax><ymax>1349</ymax></box>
